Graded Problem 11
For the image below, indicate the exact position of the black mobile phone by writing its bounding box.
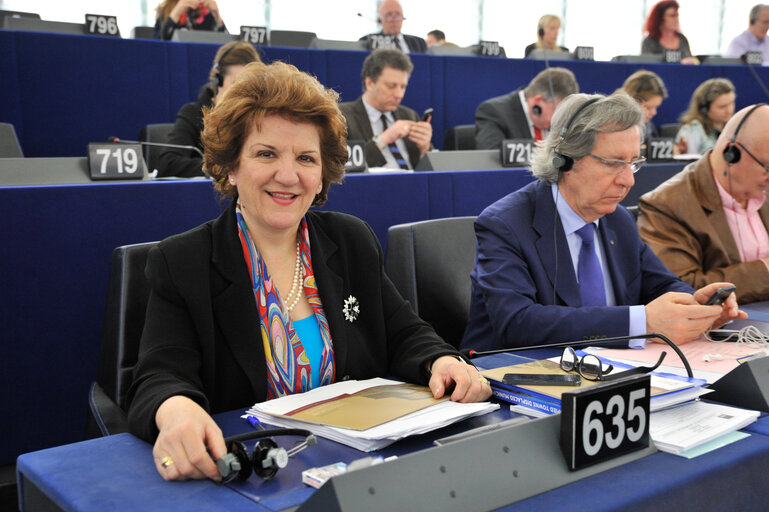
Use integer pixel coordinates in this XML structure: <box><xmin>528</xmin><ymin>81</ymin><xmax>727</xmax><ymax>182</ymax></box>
<box><xmin>502</xmin><ymin>373</ymin><xmax>582</xmax><ymax>386</ymax></box>
<box><xmin>704</xmin><ymin>285</ymin><xmax>737</xmax><ymax>305</ymax></box>
<box><xmin>421</xmin><ymin>108</ymin><xmax>434</xmax><ymax>122</ymax></box>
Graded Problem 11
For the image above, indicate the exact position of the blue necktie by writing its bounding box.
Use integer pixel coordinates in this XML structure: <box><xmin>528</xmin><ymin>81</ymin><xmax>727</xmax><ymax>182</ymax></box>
<box><xmin>576</xmin><ymin>223</ymin><xmax>606</xmax><ymax>307</ymax></box>
<box><xmin>380</xmin><ymin>114</ymin><xmax>410</xmax><ymax>169</ymax></box>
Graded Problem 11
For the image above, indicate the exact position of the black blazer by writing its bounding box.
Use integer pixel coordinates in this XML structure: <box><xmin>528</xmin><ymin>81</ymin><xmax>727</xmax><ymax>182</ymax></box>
<box><xmin>127</xmin><ymin>202</ymin><xmax>461</xmax><ymax>442</ymax></box>
<box><xmin>359</xmin><ymin>32</ymin><xmax>427</xmax><ymax>53</ymax></box>
<box><xmin>474</xmin><ymin>88</ymin><xmax>531</xmax><ymax>150</ymax></box>
<box><xmin>339</xmin><ymin>97</ymin><xmax>422</xmax><ymax>169</ymax></box>
<box><xmin>157</xmin><ymin>88</ymin><xmax>212</xmax><ymax>178</ymax></box>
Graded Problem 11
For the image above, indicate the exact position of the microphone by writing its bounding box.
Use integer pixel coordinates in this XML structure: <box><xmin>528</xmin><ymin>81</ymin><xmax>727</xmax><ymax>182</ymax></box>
<box><xmin>741</xmin><ymin>54</ymin><xmax>769</xmax><ymax>101</ymax></box>
<box><xmin>461</xmin><ymin>332</ymin><xmax>694</xmax><ymax>378</ymax></box>
<box><xmin>356</xmin><ymin>12</ymin><xmax>377</xmax><ymax>23</ymax></box>
<box><xmin>107</xmin><ymin>136</ymin><xmax>204</xmax><ymax>159</ymax></box>
<box><xmin>537</xmin><ymin>28</ymin><xmax>557</xmax><ymax>116</ymax></box>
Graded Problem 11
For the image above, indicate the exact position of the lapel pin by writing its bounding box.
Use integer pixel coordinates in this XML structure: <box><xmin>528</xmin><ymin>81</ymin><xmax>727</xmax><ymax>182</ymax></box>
<box><xmin>343</xmin><ymin>295</ymin><xmax>360</xmax><ymax>323</ymax></box>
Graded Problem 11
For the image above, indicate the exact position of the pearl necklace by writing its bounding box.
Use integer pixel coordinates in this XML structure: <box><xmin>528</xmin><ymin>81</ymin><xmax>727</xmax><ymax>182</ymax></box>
<box><xmin>283</xmin><ymin>240</ymin><xmax>304</xmax><ymax>312</ymax></box>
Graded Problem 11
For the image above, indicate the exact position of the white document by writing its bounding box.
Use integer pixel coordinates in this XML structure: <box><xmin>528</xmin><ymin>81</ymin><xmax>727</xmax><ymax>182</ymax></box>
<box><xmin>245</xmin><ymin>378</ymin><xmax>499</xmax><ymax>452</ymax></box>
<box><xmin>650</xmin><ymin>401</ymin><xmax>760</xmax><ymax>454</ymax></box>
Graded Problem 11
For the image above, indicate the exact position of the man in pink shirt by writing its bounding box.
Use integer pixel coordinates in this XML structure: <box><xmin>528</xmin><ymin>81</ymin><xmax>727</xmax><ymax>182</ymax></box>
<box><xmin>638</xmin><ymin>104</ymin><xmax>769</xmax><ymax>303</ymax></box>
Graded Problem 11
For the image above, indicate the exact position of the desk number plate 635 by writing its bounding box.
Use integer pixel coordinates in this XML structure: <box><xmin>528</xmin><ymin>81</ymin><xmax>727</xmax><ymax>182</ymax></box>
<box><xmin>560</xmin><ymin>374</ymin><xmax>651</xmax><ymax>470</ymax></box>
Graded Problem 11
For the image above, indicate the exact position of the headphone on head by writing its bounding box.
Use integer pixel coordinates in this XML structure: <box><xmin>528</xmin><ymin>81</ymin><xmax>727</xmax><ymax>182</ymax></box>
<box><xmin>210</xmin><ymin>44</ymin><xmax>237</xmax><ymax>91</ymax></box>
<box><xmin>722</xmin><ymin>103</ymin><xmax>768</xmax><ymax>164</ymax></box>
<box><xmin>634</xmin><ymin>74</ymin><xmax>655</xmax><ymax>96</ymax></box>
<box><xmin>215</xmin><ymin>427</ymin><xmax>316</xmax><ymax>483</ymax></box>
<box><xmin>532</xmin><ymin>105</ymin><xmax>542</xmax><ymax>116</ymax></box>
<box><xmin>552</xmin><ymin>97</ymin><xmax>601</xmax><ymax>172</ymax></box>
<box><xmin>698</xmin><ymin>80</ymin><xmax>718</xmax><ymax>117</ymax></box>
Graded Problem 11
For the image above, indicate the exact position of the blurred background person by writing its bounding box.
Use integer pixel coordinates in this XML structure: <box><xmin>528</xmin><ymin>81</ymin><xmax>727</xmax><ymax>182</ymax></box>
<box><xmin>157</xmin><ymin>41</ymin><xmax>260</xmax><ymax>178</ymax></box>
<box><xmin>128</xmin><ymin>60</ymin><xmax>490</xmax><ymax>480</ymax></box>
<box><xmin>360</xmin><ymin>0</ymin><xmax>427</xmax><ymax>53</ymax></box>
<box><xmin>339</xmin><ymin>49</ymin><xmax>432</xmax><ymax>170</ymax></box>
<box><xmin>475</xmin><ymin>67</ymin><xmax>579</xmax><ymax>149</ymax></box>
<box><xmin>723</xmin><ymin>4</ymin><xmax>769</xmax><ymax>64</ymax></box>
<box><xmin>524</xmin><ymin>14</ymin><xmax>568</xmax><ymax>57</ymax></box>
<box><xmin>675</xmin><ymin>78</ymin><xmax>736</xmax><ymax>155</ymax></box>
<box><xmin>641</xmin><ymin>1</ymin><xmax>698</xmax><ymax>64</ymax></box>
<box><xmin>426</xmin><ymin>29</ymin><xmax>456</xmax><ymax>47</ymax></box>
<box><xmin>153</xmin><ymin>0</ymin><xmax>226</xmax><ymax>40</ymax></box>
<box><xmin>639</xmin><ymin>104</ymin><xmax>769</xmax><ymax>303</ymax></box>
<box><xmin>616</xmin><ymin>69</ymin><xmax>669</xmax><ymax>140</ymax></box>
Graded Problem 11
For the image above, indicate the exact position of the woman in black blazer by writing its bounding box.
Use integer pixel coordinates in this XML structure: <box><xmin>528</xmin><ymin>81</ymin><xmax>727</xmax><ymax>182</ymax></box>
<box><xmin>127</xmin><ymin>60</ymin><xmax>490</xmax><ymax>481</ymax></box>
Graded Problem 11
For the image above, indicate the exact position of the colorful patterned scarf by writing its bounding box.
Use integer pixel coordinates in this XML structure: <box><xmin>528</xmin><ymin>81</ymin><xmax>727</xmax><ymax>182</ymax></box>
<box><xmin>235</xmin><ymin>204</ymin><xmax>335</xmax><ymax>399</ymax></box>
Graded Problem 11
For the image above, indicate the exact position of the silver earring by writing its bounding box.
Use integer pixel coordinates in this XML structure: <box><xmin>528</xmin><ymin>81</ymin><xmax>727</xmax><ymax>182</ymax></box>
<box><xmin>228</xmin><ymin>176</ymin><xmax>236</xmax><ymax>185</ymax></box>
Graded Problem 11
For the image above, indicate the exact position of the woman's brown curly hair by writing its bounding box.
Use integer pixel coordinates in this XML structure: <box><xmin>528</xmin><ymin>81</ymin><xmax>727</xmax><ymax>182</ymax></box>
<box><xmin>201</xmin><ymin>61</ymin><xmax>348</xmax><ymax>205</ymax></box>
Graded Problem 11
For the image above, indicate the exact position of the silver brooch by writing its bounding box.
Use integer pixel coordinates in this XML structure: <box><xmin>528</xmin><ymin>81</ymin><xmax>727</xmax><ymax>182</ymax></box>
<box><xmin>343</xmin><ymin>295</ymin><xmax>360</xmax><ymax>323</ymax></box>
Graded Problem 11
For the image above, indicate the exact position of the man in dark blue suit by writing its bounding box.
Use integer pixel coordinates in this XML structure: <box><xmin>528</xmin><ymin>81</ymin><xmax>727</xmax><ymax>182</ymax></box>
<box><xmin>461</xmin><ymin>93</ymin><xmax>744</xmax><ymax>352</ymax></box>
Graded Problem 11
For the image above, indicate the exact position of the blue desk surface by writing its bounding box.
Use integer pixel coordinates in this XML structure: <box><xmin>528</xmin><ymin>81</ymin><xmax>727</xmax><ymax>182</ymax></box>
<box><xmin>17</xmin><ymin>408</ymin><xmax>769</xmax><ymax>512</ymax></box>
<box><xmin>742</xmin><ymin>301</ymin><xmax>769</xmax><ymax>323</ymax></box>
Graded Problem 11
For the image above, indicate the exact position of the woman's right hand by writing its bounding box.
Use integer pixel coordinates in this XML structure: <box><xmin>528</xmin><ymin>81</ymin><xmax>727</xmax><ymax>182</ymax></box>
<box><xmin>153</xmin><ymin>395</ymin><xmax>227</xmax><ymax>481</ymax></box>
<box><xmin>674</xmin><ymin>137</ymin><xmax>688</xmax><ymax>155</ymax></box>
<box><xmin>169</xmin><ymin>0</ymin><xmax>203</xmax><ymax>23</ymax></box>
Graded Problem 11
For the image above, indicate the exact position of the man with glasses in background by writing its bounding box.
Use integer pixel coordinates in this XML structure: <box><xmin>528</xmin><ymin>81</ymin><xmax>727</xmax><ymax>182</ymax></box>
<box><xmin>638</xmin><ymin>104</ymin><xmax>769</xmax><ymax>304</ymax></box>
<box><xmin>460</xmin><ymin>94</ymin><xmax>743</xmax><ymax>353</ymax></box>
<box><xmin>360</xmin><ymin>0</ymin><xmax>427</xmax><ymax>53</ymax></box>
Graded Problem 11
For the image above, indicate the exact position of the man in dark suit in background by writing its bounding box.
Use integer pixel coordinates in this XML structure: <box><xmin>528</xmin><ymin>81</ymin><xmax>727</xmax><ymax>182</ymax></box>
<box><xmin>461</xmin><ymin>93</ymin><xmax>742</xmax><ymax>352</ymax></box>
<box><xmin>360</xmin><ymin>0</ymin><xmax>427</xmax><ymax>53</ymax></box>
<box><xmin>474</xmin><ymin>67</ymin><xmax>579</xmax><ymax>150</ymax></box>
<box><xmin>339</xmin><ymin>49</ymin><xmax>432</xmax><ymax>169</ymax></box>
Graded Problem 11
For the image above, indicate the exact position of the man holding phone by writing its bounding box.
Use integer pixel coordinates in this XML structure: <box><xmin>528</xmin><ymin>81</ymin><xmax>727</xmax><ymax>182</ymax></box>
<box><xmin>339</xmin><ymin>48</ymin><xmax>432</xmax><ymax>170</ymax></box>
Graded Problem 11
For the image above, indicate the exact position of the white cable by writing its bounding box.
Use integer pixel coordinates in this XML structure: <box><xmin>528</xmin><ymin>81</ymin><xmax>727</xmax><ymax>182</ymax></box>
<box><xmin>704</xmin><ymin>324</ymin><xmax>769</xmax><ymax>346</ymax></box>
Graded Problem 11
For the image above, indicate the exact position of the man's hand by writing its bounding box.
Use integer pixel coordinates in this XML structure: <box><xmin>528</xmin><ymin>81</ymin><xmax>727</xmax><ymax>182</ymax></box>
<box><xmin>693</xmin><ymin>281</ymin><xmax>746</xmax><ymax>329</ymax></box>
<box><xmin>408</xmin><ymin>121</ymin><xmax>433</xmax><ymax>155</ymax></box>
<box><xmin>645</xmin><ymin>291</ymin><xmax>722</xmax><ymax>345</ymax></box>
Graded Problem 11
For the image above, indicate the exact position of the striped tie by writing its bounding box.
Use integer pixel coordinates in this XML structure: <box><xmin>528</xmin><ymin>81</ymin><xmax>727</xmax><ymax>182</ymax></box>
<box><xmin>380</xmin><ymin>115</ymin><xmax>410</xmax><ymax>170</ymax></box>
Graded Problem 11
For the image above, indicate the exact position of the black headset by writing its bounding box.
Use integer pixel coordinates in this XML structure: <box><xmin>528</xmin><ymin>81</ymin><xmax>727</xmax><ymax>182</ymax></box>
<box><xmin>215</xmin><ymin>427</ymin><xmax>316</xmax><ymax>483</ymax></box>
<box><xmin>634</xmin><ymin>73</ymin><xmax>656</xmax><ymax>95</ymax></box>
<box><xmin>552</xmin><ymin>97</ymin><xmax>601</xmax><ymax>172</ymax></box>
<box><xmin>723</xmin><ymin>103</ymin><xmax>768</xmax><ymax>164</ymax></box>
<box><xmin>210</xmin><ymin>44</ymin><xmax>237</xmax><ymax>91</ymax></box>
<box><xmin>698</xmin><ymin>79</ymin><xmax>718</xmax><ymax>117</ymax></box>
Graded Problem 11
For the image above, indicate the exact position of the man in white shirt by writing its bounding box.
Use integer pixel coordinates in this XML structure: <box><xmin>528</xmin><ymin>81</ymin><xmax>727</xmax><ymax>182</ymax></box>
<box><xmin>359</xmin><ymin>0</ymin><xmax>428</xmax><ymax>53</ymax></box>
<box><xmin>339</xmin><ymin>49</ymin><xmax>432</xmax><ymax>169</ymax></box>
<box><xmin>724</xmin><ymin>4</ymin><xmax>769</xmax><ymax>64</ymax></box>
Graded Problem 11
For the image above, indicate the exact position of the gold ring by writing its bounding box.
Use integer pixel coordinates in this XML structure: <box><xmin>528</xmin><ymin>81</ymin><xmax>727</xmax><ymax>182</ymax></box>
<box><xmin>479</xmin><ymin>376</ymin><xmax>490</xmax><ymax>386</ymax></box>
<box><xmin>160</xmin><ymin>456</ymin><xmax>174</xmax><ymax>468</ymax></box>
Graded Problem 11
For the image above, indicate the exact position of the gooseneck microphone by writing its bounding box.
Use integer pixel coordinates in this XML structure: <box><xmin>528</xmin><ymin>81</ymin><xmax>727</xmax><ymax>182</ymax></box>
<box><xmin>462</xmin><ymin>332</ymin><xmax>694</xmax><ymax>378</ymax></box>
<box><xmin>107</xmin><ymin>136</ymin><xmax>204</xmax><ymax>159</ymax></box>
<box><xmin>741</xmin><ymin>54</ymin><xmax>769</xmax><ymax>101</ymax></box>
<box><xmin>538</xmin><ymin>27</ymin><xmax>557</xmax><ymax>115</ymax></box>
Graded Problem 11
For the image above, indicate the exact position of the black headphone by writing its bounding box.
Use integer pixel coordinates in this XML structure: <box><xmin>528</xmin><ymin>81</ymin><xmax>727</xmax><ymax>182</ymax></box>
<box><xmin>532</xmin><ymin>105</ymin><xmax>542</xmax><ymax>116</ymax></box>
<box><xmin>634</xmin><ymin>73</ymin><xmax>656</xmax><ymax>95</ymax></box>
<box><xmin>723</xmin><ymin>103</ymin><xmax>768</xmax><ymax>164</ymax></box>
<box><xmin>552</xmin><ymin>97</ymin><xmax>601</xmax><ymax>172</ymax></box>
<box><xmin>210</xmin><ymin>44</ymin><xmax>237</xmax><ymax>91</ymax></box>
<box><xmin>698</xmin><ymin>79</ymin><xmax>718</xmax><ymax>117</ymax></box>
<box><xmin>215</xmin><ymin>428</ymin><xmax>316</xmax><ymax>483</ymax></box>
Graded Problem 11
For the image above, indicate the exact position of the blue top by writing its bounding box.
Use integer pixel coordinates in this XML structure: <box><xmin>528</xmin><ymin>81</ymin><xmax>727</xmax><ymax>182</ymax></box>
<box><xmin>294</xmin><ymin>314</ymin><xmax>324</xmax><ymax>388</ymax></box>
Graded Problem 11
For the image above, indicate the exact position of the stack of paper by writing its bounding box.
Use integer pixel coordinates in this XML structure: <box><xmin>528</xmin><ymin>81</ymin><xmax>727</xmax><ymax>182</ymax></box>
<box><xmin>480</xmin><ymin>354</ymin><xmax>709</xmax><ymax>417</ymax></box>
<box><xmin>650</xmin><ymin>401</ymin><xmax>760</xmax><ymax>454</ymax></box>
<box><xmin>244</xmin><ymin>378</ymin><xmax>499</xmax><ymax>452</ymax></box>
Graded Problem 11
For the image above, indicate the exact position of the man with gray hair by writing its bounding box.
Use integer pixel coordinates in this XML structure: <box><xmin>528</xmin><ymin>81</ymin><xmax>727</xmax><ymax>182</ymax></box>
<box><xmin>340</xmin><ymin>48</ymin><xmax>432</xmax><ymax>169</ymax></box>
<box><xmin>461</xmin><ymin>93</ymin><xmax>743</xmax><ymax>352</ymax></box>
<box><xmin>474</xmin><ymin>67</ymin><xmax>579</xmax><ymax>150</ymax></box>
<box><xmin>724</xmin><ymin>4</ymin><xmax>769</xmax><ymax>64</ymax></box>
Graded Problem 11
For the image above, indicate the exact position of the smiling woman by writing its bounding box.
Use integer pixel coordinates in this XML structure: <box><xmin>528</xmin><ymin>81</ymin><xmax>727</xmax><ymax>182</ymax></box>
<box><xmin>126</xmin><ymin>60</ymin><xmax>491</xmax><ymax>482</ymax></box>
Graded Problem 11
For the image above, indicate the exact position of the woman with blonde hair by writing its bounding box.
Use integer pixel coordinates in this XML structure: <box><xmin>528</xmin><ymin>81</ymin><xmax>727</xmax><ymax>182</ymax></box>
<box><xmin>524</xmin><ymin>15</ymin><xmax>569</xmax><ymax>57</ymax></box>
<box><xmin>675</xmin><ymin>78</ymin><xmax>736</xmax><ymax>155</ymax></box>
